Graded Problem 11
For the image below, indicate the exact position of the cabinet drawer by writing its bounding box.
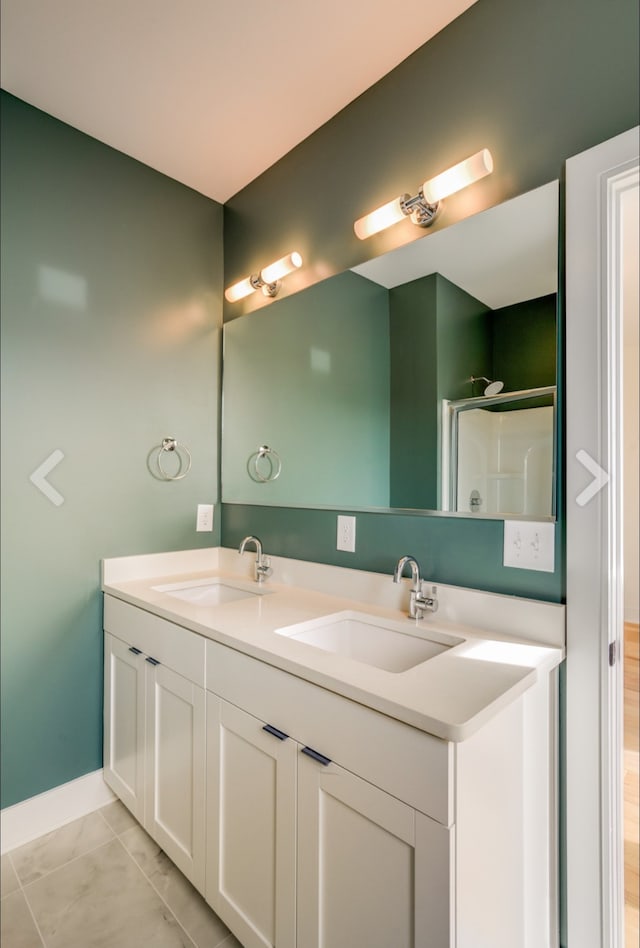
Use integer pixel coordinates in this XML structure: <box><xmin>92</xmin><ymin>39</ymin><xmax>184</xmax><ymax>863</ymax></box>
<box><xmin>104</xmin><ymin>596</ymin><xmax>205</xmax><ymax>687</ymax></box>
<box><xmin>206</xmin><ymin>640</ymin><xmax>453</xmax><ymax>826</ymax></box>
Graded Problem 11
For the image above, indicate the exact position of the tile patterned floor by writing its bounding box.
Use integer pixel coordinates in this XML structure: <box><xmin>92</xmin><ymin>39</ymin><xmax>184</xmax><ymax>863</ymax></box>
<box><xmin>0</xmin><ymin>801</ymin><xmax>242</xmax><ymax>948</ymax></box>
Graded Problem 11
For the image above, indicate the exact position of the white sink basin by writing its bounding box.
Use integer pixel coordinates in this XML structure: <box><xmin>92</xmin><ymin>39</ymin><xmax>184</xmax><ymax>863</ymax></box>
<box><xmin>275</xmin><ymin>611</ymin><xmax>462</xmax><ymax>673</ymax></box>
<box><xmin>152</xmin><ymin>577</ymin><xmax>267</xmax><ymax>606</ymax></box>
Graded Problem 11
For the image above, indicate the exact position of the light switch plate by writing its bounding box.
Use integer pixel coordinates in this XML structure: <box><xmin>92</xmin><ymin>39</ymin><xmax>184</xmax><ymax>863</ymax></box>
<box><xmin>503</xmin><ymin>520</ymin><xmax>555</xmax><ymax>572</ymax></box>
<box><xmin>196</xmin><ymin>503</ymin><xmax>214</xmax><ymax>532</ymax></box>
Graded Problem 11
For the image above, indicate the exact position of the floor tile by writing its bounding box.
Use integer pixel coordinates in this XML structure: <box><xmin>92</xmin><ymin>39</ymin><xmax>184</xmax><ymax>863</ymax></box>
<box><xmin>24</xmin><ymin>838</ymin><xmax>195</xmax><ymax>948</ymax></box>
<box><xmin>0</xmin><ymin>890</ymin><xmax>44</xmax><ymax>947</ymax></box>
<box><xmin>120</xmin><ymin>824</ymin><xmax>232</xmax><ymax>948</ymax></box>
<box><xmin>1</xmin><ymin>853</ymin><xmax>21</xmax><ymax>898</ymax></box>
<box><xmin>99</xmin><ymin>799</ymin><xmax>138</xmax><ymax>836</ymax></box>
<box><xmin>11</xmin><ymin>811</ymin><xmax>115</xmax><ymax>886</ymax></box>
<box><xmin>219</xmin><ymin>935</ymin><xmax>244</xmax><ymax>948</ymax></box>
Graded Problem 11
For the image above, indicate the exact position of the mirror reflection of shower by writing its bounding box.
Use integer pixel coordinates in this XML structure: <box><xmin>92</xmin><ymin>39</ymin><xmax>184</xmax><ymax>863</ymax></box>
<box><xmin>442</xmin><ymin>385</ymin><xmax>556</xmax><ymax>518</ymax></box>
<box><xmin>469</xmin><ymin>375</ymin><xmax>505</xmax><ymax>396</ymax></box>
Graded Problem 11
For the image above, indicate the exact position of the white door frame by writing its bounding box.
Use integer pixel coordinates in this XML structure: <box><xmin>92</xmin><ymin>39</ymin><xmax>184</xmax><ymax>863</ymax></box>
<box><xmin>565</xmin><ymin>126</ymin><xmax>639</xmax><ymax>947</ymax></box>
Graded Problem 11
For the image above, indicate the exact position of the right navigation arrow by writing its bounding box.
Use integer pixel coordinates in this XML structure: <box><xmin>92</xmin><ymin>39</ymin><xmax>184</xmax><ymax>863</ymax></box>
<box><xmin>575</xmin><ymin>449</ymin><xmax>609</xmax><ymax>507</ymax></box>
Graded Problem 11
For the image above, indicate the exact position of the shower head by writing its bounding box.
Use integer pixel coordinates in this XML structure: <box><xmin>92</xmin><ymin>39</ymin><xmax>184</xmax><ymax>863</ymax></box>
<box><xmin>470</xmin><ymin>375</ymin><xmax>504</xmax><ymax>396</ymax></box>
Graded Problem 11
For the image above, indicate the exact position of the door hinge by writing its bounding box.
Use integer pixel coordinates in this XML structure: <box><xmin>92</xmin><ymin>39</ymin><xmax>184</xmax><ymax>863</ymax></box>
<box><xmin>608</xmin><ymin>641</ymin><xmax>617</xmax><ymax>667</ymax></box>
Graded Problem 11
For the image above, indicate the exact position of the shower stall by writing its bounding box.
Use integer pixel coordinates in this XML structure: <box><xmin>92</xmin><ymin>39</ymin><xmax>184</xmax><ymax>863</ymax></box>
<box><xmin>441</xmin><ymin>386</ymin><xmax>556</xmax><ymax>518</ymax></box>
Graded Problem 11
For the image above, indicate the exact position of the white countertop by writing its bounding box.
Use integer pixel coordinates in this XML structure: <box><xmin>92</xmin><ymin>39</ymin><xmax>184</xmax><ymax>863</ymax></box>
<box><xmin>102</xmin><ymin>547</ymin><xmax>564</xmax><ymax>742</ymax></box>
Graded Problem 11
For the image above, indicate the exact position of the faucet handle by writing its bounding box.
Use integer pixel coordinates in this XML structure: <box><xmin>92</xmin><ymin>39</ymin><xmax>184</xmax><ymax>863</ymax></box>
<box><xmin>256</xmin><ymin>555</ymin><xmax>272</xmax><ymax>583</ymax></box>
<box><xmin>415</xmin><ymin>582</ymin><xmax>438</xmax><ymax>617</ymax></box>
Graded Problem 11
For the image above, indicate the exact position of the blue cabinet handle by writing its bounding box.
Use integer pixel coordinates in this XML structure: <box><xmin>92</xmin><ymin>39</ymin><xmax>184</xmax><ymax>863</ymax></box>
<box><xmin>301</xmin><ymin>746</ymin><xmax>331</xmax><ymax>766</ymax></box>
<box><xmin>145</xmin><ymin>656</ymin><xmax>160</xmax><ymax>666</ymax></box>
<box><xmin>128</xmin><ymin>646</ymin><xmax>142</xmax><ymax>655</ymax></box>
<box><xmin>262</xmin><ymin>724</ymin><xmax>289</xmax><ymax>741</ymax></box>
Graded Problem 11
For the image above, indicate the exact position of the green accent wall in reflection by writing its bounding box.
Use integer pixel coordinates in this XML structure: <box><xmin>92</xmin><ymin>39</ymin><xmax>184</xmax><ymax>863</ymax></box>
<box><xmin>0</xmin><ymin>93</ymin><xmax>224</xmax><ymax>808</ymax></box>
<box><xmin>492</xmin><ymin>295</ymin><xmax>557</xmax><ymax>392</ymax></box>
<box><xmin>222</xmin><ymin>271</ymin><xmax>390</xmax><ymax>506</ymax></box>
<box><xmin>223</xmin><ymin>267</ymin><xmax>506</xmax><ymax>512</ymax></box>
<box><xmin>389</xmin><ymin>275</ymin><xmax>439</xmax><ymax>508</ymax></box>
<box><xmin>389</xmin><ymin>274</ymin><xmax>492</xmax><ymax>508</ymax></box>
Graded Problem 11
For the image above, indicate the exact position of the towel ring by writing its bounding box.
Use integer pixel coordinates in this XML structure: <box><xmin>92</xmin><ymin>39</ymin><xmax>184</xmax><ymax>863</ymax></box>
<box><xmin>157</xmin><ymin>438</ymin><xmax>192</xmax><ymax>481</ymax></box>
<box><xmin>251</xmin><ymin>445</ymin><xmax>282</xmax><ymax>483</ymax></box>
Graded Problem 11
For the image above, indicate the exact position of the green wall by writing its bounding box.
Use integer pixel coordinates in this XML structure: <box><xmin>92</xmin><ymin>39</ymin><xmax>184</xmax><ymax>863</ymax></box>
<box><xmin>389</xmin><ymin>275</ymin><xmax>438</xmax><ymax>508</ymax></box>
<box><xmin>0</xmin><ymin>93</ymin><xmax>224</xmax><ymax>808</ymax></box>
<box><xmin>221</xmin><ymin>503</ymin><xmax>563</xmax><ymax>601</ymax></box>
<box><xmin>224</xmin><ymin>0</ymin><xmax>639</xmax><ymax>315</ymax></box>
<box><xmin>222</xmin><ymin>271</ymin><xmax>390</xmax><ymax>507</ymax></box>
<box><xmin>222</xmin><ymin>267</ymin><xmax>495</xmax><ymax>513</ymax></box>
<box><xmin>389</xmin><ymin>274</ymin><xmax>490</xmax><ymax>508</ymax></box>
<box><xmin>1</xmin><ymin>0</ymin><xmax>637</xmax><ymax>817</ymax></box>
<box><xmin>435</xmin><ymin>276</ymin><xmax>492</xmax><ymax>403</ymax></box>
<box><xmin>221</xmin><ymin>0</ymin><xmax>638</xmax><ymax>602</ymax></box>
<box><xmin>491</xmin><ymin>294</ymin><xmax>557</xmax><ymax>392</ymax></box>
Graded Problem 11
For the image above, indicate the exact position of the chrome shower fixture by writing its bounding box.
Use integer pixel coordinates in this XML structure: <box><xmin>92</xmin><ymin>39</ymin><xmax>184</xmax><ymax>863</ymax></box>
<box><xmin>470</xmin><ymin>375</ymin><xmax>504</xmax><ymax>396</ymax></box>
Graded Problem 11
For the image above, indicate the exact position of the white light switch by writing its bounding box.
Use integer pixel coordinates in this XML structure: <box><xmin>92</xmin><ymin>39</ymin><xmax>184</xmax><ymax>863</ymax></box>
<box><xmin>503</xmin><ymin>520</ymin><xmax>555</xmax><ymax>572</ymax></box>
<box><xmin>196</xmin><ymin>503</ymin><xmax>214</xmax><ymax>532</ymax></box>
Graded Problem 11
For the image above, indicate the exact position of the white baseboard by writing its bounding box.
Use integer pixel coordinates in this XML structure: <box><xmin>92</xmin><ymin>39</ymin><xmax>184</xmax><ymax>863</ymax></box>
<box><xmin>1</xmin><ymin>769</ymin><xmax>116</xmax><ymax>854</ymax></box>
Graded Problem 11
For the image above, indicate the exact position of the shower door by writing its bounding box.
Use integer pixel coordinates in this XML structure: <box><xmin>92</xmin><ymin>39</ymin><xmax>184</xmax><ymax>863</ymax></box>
<box><xmin>442</xmin><ymin>386</ymin><xmax>556</xmax><ymax>518</ymax></box>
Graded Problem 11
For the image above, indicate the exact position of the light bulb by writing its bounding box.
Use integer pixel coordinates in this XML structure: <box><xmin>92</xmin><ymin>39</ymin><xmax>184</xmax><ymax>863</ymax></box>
<box><xmin>260</xmin><ymin>252</ymin><xmax>302</xmax><ymax>285</ymax></box>
<box><xmin>225</xmin><ymin>276</ymin><xmax>256</xmax><ymax>303</ymax></box>
<box><xmin>354</xmin><ymin>196</ymin><xmax>408</xmax><ymax>240</ymax></box>
<box><xmin>422</xmin><ymin>149</ymin><xmax>493</xmax><ymax>205</ymax></box>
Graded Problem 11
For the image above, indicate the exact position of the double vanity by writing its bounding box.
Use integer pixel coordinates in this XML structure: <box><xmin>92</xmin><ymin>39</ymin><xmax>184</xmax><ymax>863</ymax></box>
<box><xmin>102</xmin><ymin>545</ymin><xmax>564</xmax><ymax>948</ymax></box>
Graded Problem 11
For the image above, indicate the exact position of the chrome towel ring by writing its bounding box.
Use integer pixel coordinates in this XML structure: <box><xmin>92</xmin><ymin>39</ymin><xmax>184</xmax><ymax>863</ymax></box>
<box><xmin>157</xmin><ymin>438</ymin><xmax>192</xmax><ymax>481</ymax></box>
<box><xmin>251</xmin><ymin>444</ymin><xmax>282</xmax><ymax>483</ymax></box>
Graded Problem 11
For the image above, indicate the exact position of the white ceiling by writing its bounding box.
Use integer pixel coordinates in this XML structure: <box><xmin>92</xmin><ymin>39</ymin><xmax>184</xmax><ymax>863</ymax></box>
<box><xmin>353</xmin><ymin>183</ymin><xmax>559</xmax><ymax>310</ymax></box>
<box><xmin>0</xmin><ymin>0</ymin><xmax>477</xmax><ymax>204</ymax></box>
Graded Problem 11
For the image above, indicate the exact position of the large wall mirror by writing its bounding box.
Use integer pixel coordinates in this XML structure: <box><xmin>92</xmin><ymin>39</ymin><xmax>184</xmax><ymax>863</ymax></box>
<box><xmin>222</xmin><ymin>182</ymin><xmax>559</xmax><ymax>519</ymax></box>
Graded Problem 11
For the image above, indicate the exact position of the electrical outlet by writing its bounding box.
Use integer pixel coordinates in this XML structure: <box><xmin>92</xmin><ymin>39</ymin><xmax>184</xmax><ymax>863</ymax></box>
<box><xmin>337</xmin><ymin>515</ymin><xmax>356</xmax><ymax>552</ymax></box>
<box><xmin>503</xmin><ymin>520</ymin><xmax>555</xmax><ymax>572</ymax></box>
<box><xmin>196</xmin><ymin>503</ymin><xmax>214</xmax><ymax>532</ymax></box>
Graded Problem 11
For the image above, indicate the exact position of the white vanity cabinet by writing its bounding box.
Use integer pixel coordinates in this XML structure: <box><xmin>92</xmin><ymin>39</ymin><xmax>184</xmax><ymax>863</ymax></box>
<box><xmin>103</xmin><ymin>596</ymin><xmax>207</xmax><ymax>893</ymax></box>
<box><xmin>103</xmin><ymin>632</ymin><xmax>145</xmax><ymax>819</ymax></box>
<box><xmin>206</xmin><ymin>696</ymin><xmax>297</xmax><ymax>948</ymax></box>
<box><xmin>102</xmin><ymin>587</ymin><xmax>558</xmax><ymax>948</ymax></box>
<box><xmin>205</xmin><ymin>640</ymin><xmax>454</xmax><ymax>948</ymax></box>
<box><xmin>295</xmin><ymin>749</ymin><xmax>452</xmax><ymax>948</ymax></box>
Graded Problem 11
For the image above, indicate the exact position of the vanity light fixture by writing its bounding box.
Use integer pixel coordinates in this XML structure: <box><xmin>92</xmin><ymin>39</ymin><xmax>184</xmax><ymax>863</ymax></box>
<box><xmin>354</xmin><ymin>149</ymin><xmax>493</xmax><ymax>240</ymax></box>
<box><xmin>225</xmin><ymin>251</ymin><xmax>303</xmax><ymax>303</ymax></box>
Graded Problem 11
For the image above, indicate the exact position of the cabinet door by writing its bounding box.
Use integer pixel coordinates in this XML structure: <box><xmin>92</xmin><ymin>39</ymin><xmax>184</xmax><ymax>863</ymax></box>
<box><xmin>297</xmin><ymin>751</ymin><xmax>453</xmax><ymax>948</ymax></box>
<box><xmin>145</xmin><ymin>662</ymin><xmax>206</xmax><ymax>893</ymax></box>
<box><xmin>103</xmin><ymin>633</ymin><xmax>145</xmax><ymax>822</ymax></box>
<box><xmin>205</xmin><ymin>695</ymin><xmax>296</xmax><ymax>948</ymax></box>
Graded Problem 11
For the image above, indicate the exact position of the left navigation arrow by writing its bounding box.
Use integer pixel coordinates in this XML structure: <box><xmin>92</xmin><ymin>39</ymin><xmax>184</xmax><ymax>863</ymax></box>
<box><xmin>29</xmin><ymin>450</ymin><xmax>65</xmax><ymax>506</ymax></box>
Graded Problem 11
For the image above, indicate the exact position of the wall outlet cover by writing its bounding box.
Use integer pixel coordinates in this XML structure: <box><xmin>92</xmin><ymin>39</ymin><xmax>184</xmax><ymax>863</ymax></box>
<box><xmin>503</xmin><ymin>520</ymin><xmax>555</xmax><ymax>572</ymax></box>
<box><xmin>337</xmin><ymin>515</ymin><xmax>356</xmax><ymax>552</ymax></box>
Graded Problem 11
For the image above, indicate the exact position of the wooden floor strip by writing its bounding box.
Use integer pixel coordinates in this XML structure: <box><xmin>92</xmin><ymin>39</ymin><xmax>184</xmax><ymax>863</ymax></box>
<box><xmin>624</xmin><ymin>621</ymin><xmax>639</xmax><ymax>947</ymax></box>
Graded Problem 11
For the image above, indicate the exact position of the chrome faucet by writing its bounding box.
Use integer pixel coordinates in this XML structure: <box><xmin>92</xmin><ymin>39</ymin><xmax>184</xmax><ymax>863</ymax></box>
<box><xmin>238</xmin><ymin>535</ymin><xmax>272</xmax><ymax>583</ymax></box>
<box><xmin>393</xmin><ymin>555</ymin><xmax>438</xmax><ymax>620</ymax></box>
